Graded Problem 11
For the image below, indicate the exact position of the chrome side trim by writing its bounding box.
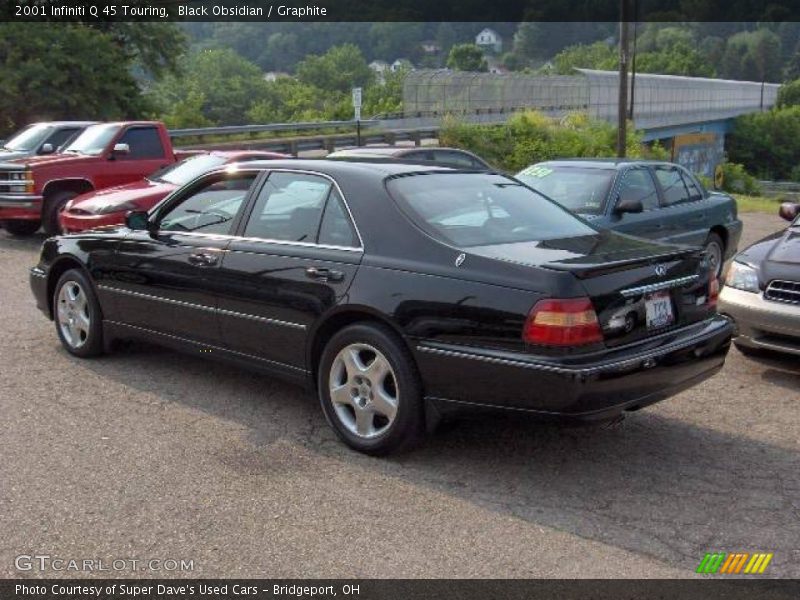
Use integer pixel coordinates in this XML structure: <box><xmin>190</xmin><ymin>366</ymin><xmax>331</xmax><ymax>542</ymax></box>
<box><xmin>97</xmin><ymin>285</ymin><xmax>306</xmax><ymax>330</ymax></box>
<box><xmin>620</xmin><ymin>274</ymin><xmax>699</xmax><ymax>298</ymax></box>
<box><xmin>416</xmin><ymin>320</ymin><xmax>729</xmax><ymax>376</ymax></box>
<box><xmin>104</xmin><ymin>320</ymin><xmax>307</xmax><ymax>373</ymax></box>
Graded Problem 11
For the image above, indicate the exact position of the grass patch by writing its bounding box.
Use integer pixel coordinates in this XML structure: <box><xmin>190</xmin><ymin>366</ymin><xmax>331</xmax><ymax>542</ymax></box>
<box><xmin>732</xmin><ymin>194</ymin><xmax>784</xmax><ymax>214</ymax></box>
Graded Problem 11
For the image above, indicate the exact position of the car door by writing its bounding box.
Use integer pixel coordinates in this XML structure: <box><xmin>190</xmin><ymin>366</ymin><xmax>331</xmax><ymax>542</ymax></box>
<box><xmin>607</xmin><ymin>167</ymin><xmax>664</xmax><ymax>240</ymax></box>
<box><xmin>653</xmin><ymin>165</ymin><xmax>708</xmax><ymax>246</ymax></box>
<box><xmin>218</xmin><ymin>170</ymin><xmax>363</xmax><ymax>371</ymax></box>
<box><xmin>103</xmin><ymin>170</ymin><xmax>260</xmax><ymax>346</ymax></box>
<box><xmin>95</xmin><ymin>125</ymin><xmax>172</xmax><ymax>190</ymax></box>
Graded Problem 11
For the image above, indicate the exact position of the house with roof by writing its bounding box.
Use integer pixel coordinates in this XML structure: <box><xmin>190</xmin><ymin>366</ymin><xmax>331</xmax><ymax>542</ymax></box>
<box><xmin>475</xmin><ymin>28</ymin><xmax>502</xmax><ymax>53</ymax></box>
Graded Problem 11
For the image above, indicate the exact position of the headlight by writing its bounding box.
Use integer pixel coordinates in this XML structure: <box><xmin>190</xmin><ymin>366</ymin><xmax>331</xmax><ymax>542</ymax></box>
<box><xmin>725</xmin><ymin>261</ymin><xmax>759</xmax><ymax>293</ymax></box>
<box><xmin>95</xmin><ymin>200</ymin><xmax>139</xmax><ymax>215</ymax></box>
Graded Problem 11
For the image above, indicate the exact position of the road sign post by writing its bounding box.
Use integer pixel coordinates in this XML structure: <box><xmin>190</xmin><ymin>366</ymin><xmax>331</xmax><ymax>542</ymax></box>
<box><xmin>352</xmin><ymin>87</ymin><xmax>362</xmax><ymax>146</ymax></box>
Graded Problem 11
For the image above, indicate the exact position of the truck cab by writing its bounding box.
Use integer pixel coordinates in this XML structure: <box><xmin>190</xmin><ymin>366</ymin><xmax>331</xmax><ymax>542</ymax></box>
<box><xmin>0</xmin><ymin>121</ymin><xmax>190</xmax><ymax>236</ymax></box>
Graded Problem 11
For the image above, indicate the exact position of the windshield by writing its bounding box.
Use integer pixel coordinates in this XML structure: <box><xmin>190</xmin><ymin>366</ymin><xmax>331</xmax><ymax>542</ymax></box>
<box><xmin>153</xmin><ymin>154</ymin><xmax>229</xmax><ymax>186</ymax></box>
<box><xmin>65</xmin><ymin>124</ymin><xmax>121</xmax><ymax>155</ymax></box>
<box><xmin>387</xmin><ymin>172</ymin><xmax>597</xmax><ymax>248</ymax></box>
<box><xmin>3</xmin><ymin>124</ymin><xmax>53</xmax><ymax>151</ymax></box>
<box><xmin>515</xmin><ymin>165</ymin><xmax>615</xmax><ymax>215</ymax></box>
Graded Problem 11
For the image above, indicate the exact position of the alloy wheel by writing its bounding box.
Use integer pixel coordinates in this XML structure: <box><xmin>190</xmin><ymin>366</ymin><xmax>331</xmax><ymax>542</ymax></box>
<box><xmin>328</xmin><ymin>343</ymin><xmax>399</xmax><ymax>439</ymax></box>
<box><xmin>57</xmin><ymin>281</ymin><xmax>91</xmax><ymax>349</ymax></box>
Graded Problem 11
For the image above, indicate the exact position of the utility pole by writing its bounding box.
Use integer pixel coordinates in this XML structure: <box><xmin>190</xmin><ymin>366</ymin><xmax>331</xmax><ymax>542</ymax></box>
<box><xmin>617</xmin><ymin>0</ymin><xmax>631</xmax><ymax>157</ymax></box>
<box><xmin>628</xmin><ymin>0</ymin><xmax>638</xmax><ymax>121</ymax></box>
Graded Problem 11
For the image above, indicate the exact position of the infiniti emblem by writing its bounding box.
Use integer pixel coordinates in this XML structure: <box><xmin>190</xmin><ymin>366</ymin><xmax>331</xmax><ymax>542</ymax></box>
<box><xmin>654</xmin><ymin>264</ymin><xmax>667</xmax><ymax>277</ymax></box>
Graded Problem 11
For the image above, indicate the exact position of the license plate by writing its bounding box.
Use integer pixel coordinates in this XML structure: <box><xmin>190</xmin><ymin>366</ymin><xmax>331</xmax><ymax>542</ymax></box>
<box><xmin>645</xmin><ymin>290</ymin><xmax>675</xmax><ymax>330</ymax></box>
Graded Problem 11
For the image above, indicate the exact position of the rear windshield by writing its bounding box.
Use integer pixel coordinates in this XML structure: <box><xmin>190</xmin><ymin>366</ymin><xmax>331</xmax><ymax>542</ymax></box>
<box><xmin>386</xmin><ymin>172</ymin><xmax>596</xmax><ymax>248</ymax></box>
<box><xmin>515</xmin><ymin>165</ymin><xmax>615</xmax><ymax>215</ymax></box>
<box><xmin>153</xmin><ymin>154</ymin><xmax>229</xmax><ymax>186</ymax></box>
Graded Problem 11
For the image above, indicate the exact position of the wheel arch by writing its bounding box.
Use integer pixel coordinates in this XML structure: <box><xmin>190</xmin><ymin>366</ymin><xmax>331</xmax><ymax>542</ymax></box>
<box><xmin>306</xmin><ymin>305</ymin><xmax>414</xmax><ymax>389</ymax></box>
<box><xmin>709</xmin><ymin>224</ymin><xmax>728</xmax><ymax>252</ymax></box>
<box><xmin>42</xmin><ymin>178</ymin><xmax>94</xmax><ymax>200</ymax></box>
<box><xmin>46</xmin><ymin>255</ymin><xmax>92</xmax><ymax>319</ymax></box>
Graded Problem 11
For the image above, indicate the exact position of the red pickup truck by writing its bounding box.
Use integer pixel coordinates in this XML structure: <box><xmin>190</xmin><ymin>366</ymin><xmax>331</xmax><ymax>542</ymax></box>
<box><xmin>0</xmin><ymin>121</ymin><xmax>196</xmax><ymax>236</ymax></box>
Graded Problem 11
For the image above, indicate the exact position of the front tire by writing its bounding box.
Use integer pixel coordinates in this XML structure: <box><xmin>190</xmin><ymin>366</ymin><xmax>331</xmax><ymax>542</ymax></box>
<box><xmin>318</xmin><ymin>323</ymin><xmax>424</xmax><ymax>455</ymax></box>
<box><xmin>43</xmin><ymin>190</ymin><xmax>79</xmax><ymax>236</ymax></box>
<box><xmin>53</xmin><ymin>269</ymin><xmax>104</xmax><ymax>358</ymax></box>
<box><xmin>2</xmin><ymin>220</ymin><xmax>40</xmax><ymax>236</ymax></box>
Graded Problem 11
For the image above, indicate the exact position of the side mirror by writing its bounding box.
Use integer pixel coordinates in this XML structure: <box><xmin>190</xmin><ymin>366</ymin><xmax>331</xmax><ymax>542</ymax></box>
<box><xmin>125</xmin><ymin>210</ymin><xmax>150</xmax><ymax>231</ymax></box>
<box><xmin>615</xmin><ymin>195</ymin><xmax>644</xmax><ymax>214</ymax></box>
<box><xmin>112</xmin><ymin>143</ymin><xmax>130</xmax><ymax>156</ymax></box>
<box><xmin>39</xmin><ymin>143</ymin><xmax>55</xmax><ymax>155</ymax></box>
<box><xmin>778</xmin><ymin>202</ymin><xmax>800</xmax><ymax>222</ymax></box>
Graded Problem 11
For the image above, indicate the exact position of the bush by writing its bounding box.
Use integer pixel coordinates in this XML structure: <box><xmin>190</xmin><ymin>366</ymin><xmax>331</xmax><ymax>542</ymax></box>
<box><xmin>790</xmin><ymin>165</ymin><xmax>800</xmax><ymax>183</ymax></box>
<box><xmin>728</xmin><ymin>106</ymin><xmax>800</xmax><ymax>180</ymax></box>
<box><xmin>720</xmin><ymin>162</ymin><xmax>762</xmax><ymax>195</ymax></box>
<box><xmin>439</xmin><ymin>110</ymin><xmax>647</xmax><ymax>172</ymax></box>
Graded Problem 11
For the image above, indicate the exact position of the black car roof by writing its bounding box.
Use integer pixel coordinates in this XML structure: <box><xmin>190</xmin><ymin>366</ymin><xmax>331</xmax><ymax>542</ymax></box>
<box><xmin>229</xmin><ymin>158</ymin><xmax>460</xmax><ymax>177</ymax></box>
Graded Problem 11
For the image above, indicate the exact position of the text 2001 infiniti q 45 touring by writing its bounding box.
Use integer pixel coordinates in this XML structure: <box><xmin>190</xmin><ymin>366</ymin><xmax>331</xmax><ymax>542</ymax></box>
<box><xmin>30</xmin><ymin>160</ymin><xmax>733</xmax><ymax>454</ymax></box>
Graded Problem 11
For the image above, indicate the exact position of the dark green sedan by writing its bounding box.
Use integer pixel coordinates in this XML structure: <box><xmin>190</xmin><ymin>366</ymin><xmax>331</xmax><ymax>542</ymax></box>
<box><xmin>515</xmin><ymin>159</ymin><xmax>743</xmax><ymax>277</ymax></box>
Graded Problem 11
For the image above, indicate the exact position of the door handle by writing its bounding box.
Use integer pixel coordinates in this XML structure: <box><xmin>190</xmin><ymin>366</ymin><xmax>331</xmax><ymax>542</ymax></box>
<box><xmin>188</xmin><ymin>252</ymin><xmax>219</xmax><ymax>267</ymax></box>
<box><xmin>306</xmin><ymin>267</ymin><xmax>344</xmax><ymax>282</ymax></box>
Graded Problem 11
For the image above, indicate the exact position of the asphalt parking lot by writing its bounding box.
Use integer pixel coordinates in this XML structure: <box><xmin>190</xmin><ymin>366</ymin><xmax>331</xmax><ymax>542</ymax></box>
<box><xmin>1</xmin><ymin>213</ymin><xmax>798</xmax><ymax>579</ymax></box>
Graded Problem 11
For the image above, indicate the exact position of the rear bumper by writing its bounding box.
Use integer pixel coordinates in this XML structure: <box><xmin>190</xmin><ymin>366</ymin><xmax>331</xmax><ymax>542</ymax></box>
<box><xmin>415</xmin><ymin>315</ymin><xmax>732</xmax><ymax>420</ymax></box>
<box><xmin>719</xmin><ymin>285</ymin><xmax>800</xmax><ymax>356</ymax></box>
<box><xmin>60</xmin><ymin>211</ymin><xmax>125</xmax><ymax>233</ymax></box>
<box><xmin>0</xmin><ymin>194</ymin><xmax>43</xmax><ymax>220</ymax></box>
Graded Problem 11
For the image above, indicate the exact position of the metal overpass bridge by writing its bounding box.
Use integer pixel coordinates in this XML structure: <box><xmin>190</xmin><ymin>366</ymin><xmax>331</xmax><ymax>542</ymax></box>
<box><xmin>398</xmin><ymin>69</ymin><xmax>781</xmax><ymax>176</ymax></box>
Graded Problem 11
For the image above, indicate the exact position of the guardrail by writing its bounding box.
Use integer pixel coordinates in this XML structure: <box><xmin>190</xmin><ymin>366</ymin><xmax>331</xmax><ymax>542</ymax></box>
<box><xmin>168</xmin><ymin>119</ymin><xmax>380</xmax><ymax>140</ymax></box>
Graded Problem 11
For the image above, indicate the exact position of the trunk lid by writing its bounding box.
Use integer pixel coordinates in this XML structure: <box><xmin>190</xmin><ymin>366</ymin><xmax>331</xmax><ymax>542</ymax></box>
<box><xmin>470</xmin><ymin>230</ymin><xmax>714</xmax><ymax>348</ymax></box>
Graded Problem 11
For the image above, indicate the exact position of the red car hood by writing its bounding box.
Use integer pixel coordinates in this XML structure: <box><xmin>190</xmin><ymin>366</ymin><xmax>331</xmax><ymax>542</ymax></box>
<box><xmin>68</xmin><ymin>179</ymin><xmax>177</xmax><ymax>214</ymax></box>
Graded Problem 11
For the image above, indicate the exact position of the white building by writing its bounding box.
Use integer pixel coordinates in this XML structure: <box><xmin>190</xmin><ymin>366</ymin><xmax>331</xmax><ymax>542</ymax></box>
<box><xmin>391</xmin><ymin>59</ymin><xmax>413</xmax><ymax>72</ymax></box>
<box><xmin>475</xmin><ymin>28</ymin><xmax>502</xmax><ymax>53</ymax></box>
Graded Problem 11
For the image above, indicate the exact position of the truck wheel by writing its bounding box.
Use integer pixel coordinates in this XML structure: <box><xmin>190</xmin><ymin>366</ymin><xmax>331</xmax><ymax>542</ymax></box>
<box><xmin>2</xmin><ymin>220</ymin><xmax>40</xmax><ymax>236</ymax></box>
<box><xmin>43</xmin><ymin>190</ymin><xmax>78</xmax><ymax>236</ymax></box>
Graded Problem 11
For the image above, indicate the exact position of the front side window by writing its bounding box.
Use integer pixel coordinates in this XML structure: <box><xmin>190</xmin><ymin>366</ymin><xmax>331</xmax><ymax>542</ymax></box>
<box><xmin>618</xmin><ymin>168</ymin><xmax>660</xmax><ymax>211</ymax></box>
<box><xmin>117</xmin><ymin>127</ymin><xmax>166</xmax><ymax>159</ymax></box>
<box><xmin>158</xmin><ymin>173</ymin><xmax>257</xmax><ymax>235</ymax></box>
<box><xmin>655</xmin><ymin>167</ymin><xmax>690</xmax><ymax>206</ymax></box>
<box><xmin>387</xmin><ymin>172</ymin><xmax>597</xmax><ymax>248</ymax></box>
<box><xmin>243</xmin><ymin>172</ymin><xmax>332</xmax><ymax>242</ymax></box>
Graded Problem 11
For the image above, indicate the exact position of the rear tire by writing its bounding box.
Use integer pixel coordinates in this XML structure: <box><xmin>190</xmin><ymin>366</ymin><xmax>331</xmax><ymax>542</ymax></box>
<box><xmin>318</xmin><ymin>323</ymin><xmax>424</xmax><ymax>455</ymax></box>
<box><xmin>53</xmin><ymin>268</ymin><xmax>104</xmax><ymax>358</ymax></box>
<box><xmin>43</xmin><ymin>190</ymin><xmax>79</xmax><ymax>236</ymax></box>
<box><xmin>2</xmin><ymin>220</ymin><xmax>40</xmax><ymax>236</ymax></box>
<box><xmin>704</xmin><ymin>232</ymin><xmax>725</xmax><ymax>279</ymax></box>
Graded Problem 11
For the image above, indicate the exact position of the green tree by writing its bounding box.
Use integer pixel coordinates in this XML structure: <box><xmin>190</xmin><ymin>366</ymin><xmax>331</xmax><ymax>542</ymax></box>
<box><xmin>777</xmin><ymin>79</ymin><xmax>800</xmax><ymax>108</ymax></box>
<box><xmin>296</xmin><ymin>44</ymin><xmax>373</xmax><ymax>94</ymax></box>
<box><xmin>720</xmin><ymin>29</ymin><xmax>782</xmax><ymax>82</ymax></box>
<box><xmin>0</xmin><ymin>24</ymin><xmax>147</xmax><ymax>135</ymax></box>
<box><xmin>149</xmin><ymin>49</ymin><xmax>270</xmax><ymax>126</ymax></box>
<box><xmin>553</xmin><ymin>41</ymin><xmax>617</xmax><ymax>74</ymax></box>
<box><xmin>728</xmin><ymin>106</ymin><xmax>800</xmax><ymax>179</ymax></box>
<box><xmin>258</xmin><ymin>32</ymin><xmax>301</xmax><ymax>72</ymax></box>
<box><xmin>446</xmin><ymin>44</ymin><xmax>488</xmax><ymax>72</ymax></box>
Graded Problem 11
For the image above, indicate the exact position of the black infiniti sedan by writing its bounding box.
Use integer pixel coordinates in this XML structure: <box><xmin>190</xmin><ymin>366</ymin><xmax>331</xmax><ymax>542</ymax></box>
<box><xmin>30</xmin><ymin>160</ymin><xmax>732</xmax><ymax>454</ymax></box>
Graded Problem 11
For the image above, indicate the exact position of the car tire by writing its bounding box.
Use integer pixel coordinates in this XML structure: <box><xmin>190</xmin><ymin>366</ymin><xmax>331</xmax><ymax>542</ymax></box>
<box><xmin>1</xmin><ymin>220</ymin><xmax>40</xmax><ymax>236</ymax></box>
<box><xmin>704</xmin><ymin>232</ymin><xmax>725</xmax><ymax>279</ymax></box>
<box><xmin>318</xmin><ymin>322</ymin><xmax>424</xmax><ymax>455</ymax></box>
<box><xmin>53</xmin><ymin>268</ymin><xmax>104</xmax><ymax>358</ymax></box>
<box><xmin>43</xmin><ymin>190</ymin><xmax>79</xmax><ymax>236</ymax></box>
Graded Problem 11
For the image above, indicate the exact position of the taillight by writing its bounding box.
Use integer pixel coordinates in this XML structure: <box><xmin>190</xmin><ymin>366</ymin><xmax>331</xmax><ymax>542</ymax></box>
<box><xmin>522</xmin><ymin>297</ymin><xmax>603</xmax><ymax>346</ymax></box>
<box><xmin>708</xmin><ymin>270</ymin><xmax>720</xmax><ymax>309</ymax></box>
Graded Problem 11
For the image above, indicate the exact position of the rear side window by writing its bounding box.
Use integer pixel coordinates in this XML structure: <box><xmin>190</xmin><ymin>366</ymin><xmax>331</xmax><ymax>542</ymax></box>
<box><xmin>243</xmin><ymin>172</ymin><xmax>331</xmax><ymax>242</ymax></box>
<box><xmin>431</xmin><ymin>150</ymin><xmax>476</xmax><ymax>168</ymax></box>
<box><xmin>680</xmin><ymin>169</ymin><xmax>705</xmax><ymax>201</ymax></box>
<box><xmin>318</xmin><ymin>188</ymin><xmax>359</xmax><ymax>248</ymax></box>
<box><xmin>118</xmin><ymin>126</ymin><xmax>166</xmax><ymax>159</ymax></box>
<box><xmin>387</xmin><ymin>172</ymin><xmax>596</xmax><ymax>248</ymax></box>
